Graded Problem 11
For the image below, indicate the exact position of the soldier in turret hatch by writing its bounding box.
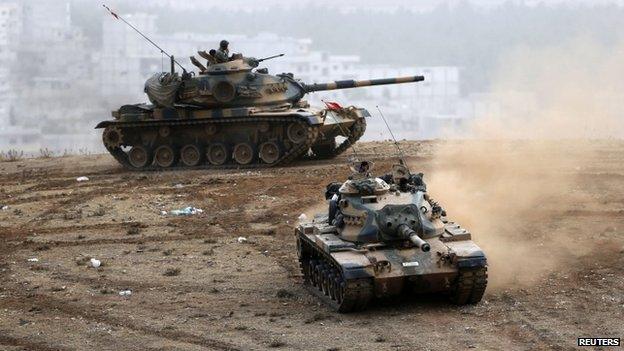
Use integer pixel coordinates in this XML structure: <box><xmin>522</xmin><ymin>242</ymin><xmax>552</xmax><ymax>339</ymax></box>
<box><xmin>214</xmin><ymin>40</ymin><xmax>230</xmax><ymax>63</ymax></box>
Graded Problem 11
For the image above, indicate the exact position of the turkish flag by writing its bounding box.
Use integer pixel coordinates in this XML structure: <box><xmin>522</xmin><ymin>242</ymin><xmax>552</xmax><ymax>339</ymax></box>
<box><xmin>324</xmin><ymin>101</ymin><xmax>343</xmax><ymax>111</ymax></box>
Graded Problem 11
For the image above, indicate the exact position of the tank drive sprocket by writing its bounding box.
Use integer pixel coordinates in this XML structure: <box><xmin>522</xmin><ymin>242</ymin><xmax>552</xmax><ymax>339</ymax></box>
<box><xmin>102</xmin><ymin>126</ymin><xmax>124</xmax><ymax>149</ymax></box>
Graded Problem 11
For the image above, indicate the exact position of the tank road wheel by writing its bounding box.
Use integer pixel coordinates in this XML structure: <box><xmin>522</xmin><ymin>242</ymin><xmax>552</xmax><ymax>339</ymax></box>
<box><xmin>207</xmin><ymin>143</ymin><xmax>228</xmax><ymax>165</ymax></box>
<box><xmin>449</xmin><ymin>266</ymin><xmax>488</xmax><ymax>305</ymax></box>
<box><xmin>315</xmin><ymin>265</ymin><xmax>325</xmax><ymax>292</ymax></box>
<box><xmin>127</xmin><ymin>146</ymin><xmax>152</xmax><ymax>169</ymax></box>
<box><xmin>102</xmin><ymin>126</ymin><xmax>123</xmax><ymax>149</ymax></box>
<box><xmin>328</xmin><ymin>272</ymin><xmax>339</xmax><ymax>300</ymax></box>
<box><xmin>334</xmin><ymin>278</ymin><xmax>344</xmax><ymax>305</ymax></box>
<box><xmin>308</xmin><ymin>260</ymin><xmax>319</xmax><ymax>287</ymax></box>
<box><xmin>287</xmin><ymin>122</ymin><xmax>308</xmax><ymax>144</ymax></box>
<box><xmin>259</xmin><ymin>141</ymin><xmax>280</xmax><ymax>164</ymax></box>
<box><xmin>233</xmin><ymin>143</ymin><xmax>254</xmax><ymax>165</ymax></box>
<box><xmin>180</xmin><ymin>144</ymin><xmax>202</xmax><ymax>167</ymax></box>
<box><xmin>154</xmin><ymin>145</ymin><xmax>177</xmax><ymax>168</ymax></box>
<box><xmin>322</xmin><ymin>267</ymin><xmax>332</xmax><ymax>296</ymax></box>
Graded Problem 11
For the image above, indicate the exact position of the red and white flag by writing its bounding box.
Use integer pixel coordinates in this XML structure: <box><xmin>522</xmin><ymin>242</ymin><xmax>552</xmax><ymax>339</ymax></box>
<box><xmin>324</xmin><ymin>101</ymin><xmax>343</xmax><ymax>111</ymax></box>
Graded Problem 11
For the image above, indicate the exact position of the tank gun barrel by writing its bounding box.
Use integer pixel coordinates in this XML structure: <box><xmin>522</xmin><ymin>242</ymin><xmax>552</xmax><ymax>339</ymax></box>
<box><xmin>303</xmin><ymin>75</ymin><xmax>424</xmax><ymax>93</ymax></box>
<box><xmin>398</xmin><ymin>224</ymin><xmax>430</xmax><ymax>252</ymax></box>
<box><xmin>257</xmin><ymin>53</ymin><xmax>285</xmax><ymax>62</ymax></box>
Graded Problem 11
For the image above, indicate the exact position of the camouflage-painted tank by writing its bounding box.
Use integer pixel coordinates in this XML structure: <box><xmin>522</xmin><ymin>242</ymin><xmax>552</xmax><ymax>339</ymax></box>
<box><xmin>96</xmin><ymin>56</ymin><xmax>424</xmax><ymax>170</ymax></box>
<box><xmin>296</xmin><ymin>161</ymin><xmax>487</xmax><ymax>312</ymax></box>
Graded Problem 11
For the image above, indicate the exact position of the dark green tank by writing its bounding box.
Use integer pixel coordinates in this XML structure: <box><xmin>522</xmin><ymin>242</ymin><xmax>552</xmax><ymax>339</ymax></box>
<box><xmin>96</xmin><ymin>56</ymin><xmax>424</xmax><ymax>170</ymax></box>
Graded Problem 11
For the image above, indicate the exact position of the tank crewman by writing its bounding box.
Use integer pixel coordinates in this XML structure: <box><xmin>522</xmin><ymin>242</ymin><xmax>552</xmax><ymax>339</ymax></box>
<box><xmin>214</xmin><ymin>40</ymin><xmax>230</xmax><ymax>63</ymax></box>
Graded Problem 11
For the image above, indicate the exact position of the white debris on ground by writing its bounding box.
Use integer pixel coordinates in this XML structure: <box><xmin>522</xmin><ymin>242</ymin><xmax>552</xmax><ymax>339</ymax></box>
<box><xmin>89</xmin><ymin>258</ymin><xmax>101</xmax><ymax>268</ymax></box>
<box><xmin>237</xmin><ymin>236</ymin><xmax>248</xmax><ymax>243</ymax></box>
<box><xmin>298</xmin><ymin>213</ymin><xmax>308</xmax><ymax>221</ymax></box>
<box><xmin>169</xmin><ymin>207</ymin><xmax>203</xmax><ymax>216</ymax></box>
<box><xmin>76</xmin><ymin>176</ymin><xmax>90</xmax><ymax>182</ymax></box>
<box><xmin>1</xmin><ymin>205</ymin><xmax>9</xmax><ymax>210</ymax></box>
<box><xmin>118</xmin><ymin>290</ymin><xmax>132</xmax><ymax>296</ymax></box>
<box><xmin>27</xmin><ymin>258</ymin><xmax>39</xmax><ymax>262</ymax></box>
<box><xmin>160</xmin><ymin>210</ymin><xmax>168</xmax><ymax>216</ymax></box>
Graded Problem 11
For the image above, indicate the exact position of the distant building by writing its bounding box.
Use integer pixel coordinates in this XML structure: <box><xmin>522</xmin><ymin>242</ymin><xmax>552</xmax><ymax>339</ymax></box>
<box><xmin>0</xmin><ymin>5</ymin><xmax>479</xmax><ymax>152</ymax></box>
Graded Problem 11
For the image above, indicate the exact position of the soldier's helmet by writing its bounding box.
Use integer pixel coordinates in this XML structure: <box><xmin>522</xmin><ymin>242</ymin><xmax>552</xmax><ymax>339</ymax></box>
<box><xmin>220</xmin><ymin>40</ymin><xmax>229</xmax><ymax>48</ymax></box>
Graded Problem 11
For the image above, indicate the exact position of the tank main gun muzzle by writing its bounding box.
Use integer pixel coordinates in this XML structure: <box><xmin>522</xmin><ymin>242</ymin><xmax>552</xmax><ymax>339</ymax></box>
<box><xmin>398</xmin><ymin>224</ymin><xmax>430</xmax><ymax>252</ymax></box>
<box><xmin>303</xmin><ymin>76</ymin><xmax>425</xmax><ymax>93</ymax></box>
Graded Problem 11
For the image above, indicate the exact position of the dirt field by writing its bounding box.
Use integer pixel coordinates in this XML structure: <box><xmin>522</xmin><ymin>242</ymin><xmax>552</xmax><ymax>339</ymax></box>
<box><xmin>0</xmin><ymin>140</ymin><xmax>622</xmax><ymax>351</ymax></box>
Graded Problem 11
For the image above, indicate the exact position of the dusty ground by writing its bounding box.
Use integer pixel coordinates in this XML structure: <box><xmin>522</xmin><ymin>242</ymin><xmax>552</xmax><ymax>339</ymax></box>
<box><xmin>0</xmin><ymin>140</ymin><xmax>622</xmax><ymax>351</ymax></box>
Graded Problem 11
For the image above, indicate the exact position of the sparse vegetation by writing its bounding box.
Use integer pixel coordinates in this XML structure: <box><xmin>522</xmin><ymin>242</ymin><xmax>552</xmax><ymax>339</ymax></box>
<box><xmin>0</xmin><ymin>149</ymin><xmax>24</xmax><ymax>162</ymax></box>
<box><xmin>38</xmin><ymin>148</ymin><xmax>55</xmax><ymax>158</ymax></box>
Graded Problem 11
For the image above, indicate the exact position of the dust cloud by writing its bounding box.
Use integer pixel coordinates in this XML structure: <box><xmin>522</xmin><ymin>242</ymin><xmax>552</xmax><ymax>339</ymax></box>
<box><xmin>427</xmin><ymin>38</ymin><xmax>624</xmax><ymax>289</ymax></box>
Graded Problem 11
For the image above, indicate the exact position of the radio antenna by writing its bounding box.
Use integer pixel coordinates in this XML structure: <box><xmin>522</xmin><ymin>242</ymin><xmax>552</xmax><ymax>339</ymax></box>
<box><xmin>102</xmin><ymin>4</ymin><xmax>187</xmax><ymax>73</ymax></box>
<box><xmin>376</xmin><ymin>105</ymin><xmax>408</xmax><ymax>168</ymax></box>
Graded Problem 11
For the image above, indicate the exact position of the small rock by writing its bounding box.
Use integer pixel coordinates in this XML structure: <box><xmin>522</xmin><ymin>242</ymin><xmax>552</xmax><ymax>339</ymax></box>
<box><xmin>276</xmin><ymin>289</ymin><xmax>295</xmax><ymax>299</ymax></box>
<box><xmin>163</xmin><ymin>268</ymin><xmax>181</xmax><ymax>276</ymax></box>
<box><xmin>237</xmin><ymin>236</ymin><xmax>248</xmax><ymax>243</ymax></box>
<box><xmin>76</xmin><ymin>176</ymin><xmax>89</xmax><ymax>182</ymax></box>
<box><xmin>268</xmin><ymin>339</ymin><xmax>286</xmax><ymax>348</ymax></box>
<box><xmin>90</xmin><ymin>258</ymin><xmax>101</xmax><ymax>268</ymax></box>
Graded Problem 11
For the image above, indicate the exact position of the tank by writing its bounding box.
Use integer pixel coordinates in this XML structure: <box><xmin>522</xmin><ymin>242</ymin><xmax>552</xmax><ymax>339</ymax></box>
<box><xmin>95</xmin><ymin>56</ymin><xmax>424</xmax><ymax>170</ymax></box>
<box><xmin>295</xmin><ymin>161</ymin><xmax>488</xmax><ymax>312</ymax></box>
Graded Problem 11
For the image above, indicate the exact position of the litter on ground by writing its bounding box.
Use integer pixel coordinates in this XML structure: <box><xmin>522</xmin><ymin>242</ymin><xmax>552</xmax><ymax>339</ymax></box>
<box><xmin>90</xmin><ymin>258</ymin><xmax>101</xmax><ymax>268</ymax></box>
<box><xmin>170</xmin><ymin>206</ymin><xmax>203</xmax><ymax>216</ymax></box>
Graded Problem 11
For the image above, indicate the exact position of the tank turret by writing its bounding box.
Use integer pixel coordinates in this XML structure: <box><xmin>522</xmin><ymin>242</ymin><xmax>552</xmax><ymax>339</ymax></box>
<box><xmin>144</xmin><ymin>58</ymin><xmax>425</xmax><ymax>108</ymax></box>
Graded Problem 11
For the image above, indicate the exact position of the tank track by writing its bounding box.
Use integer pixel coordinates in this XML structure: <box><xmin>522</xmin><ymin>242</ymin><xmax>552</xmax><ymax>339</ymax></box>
<box><xmin>103</xmin><ymin>116</ymin><xmax>319</xmax><ymax>171</ymax></box>
<box><xmin>312</xmin><ymin>117</ymin><xmax>366</xmax><ymax>159</ymax></box>
<box><xmin>333</xmin><ymin>117</ymin><xmax>366</xmax><ymax>156</ymax></box>
<box><xmin>449</xmin><ymin>266</ymin><xmax>488</xmax><ymax>305</ymax></box>
<box><xmin>297</xmin><ymin>236</ymin><xmax>373</xmax><ymax>313</ymax></box>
